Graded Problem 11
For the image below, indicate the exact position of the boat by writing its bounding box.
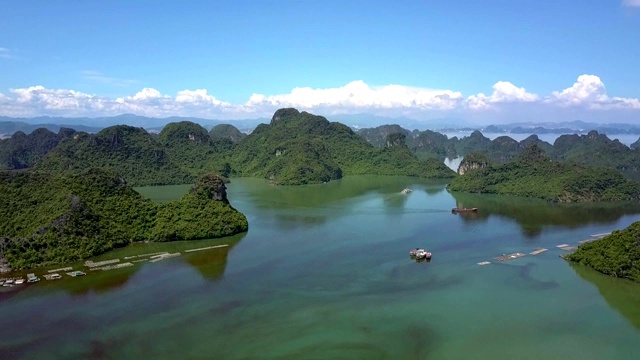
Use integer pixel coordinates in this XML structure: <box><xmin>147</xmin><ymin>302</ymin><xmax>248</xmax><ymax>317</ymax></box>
<box><xmin>44</xmin><ymin>273</ymin><xmax>62</xmax><ymax>280</ymax></box>
<box><xmin>400</xmin><ymin>188</ymin><xmax>412</xmax><ymax>195</ymax></box>
<box><xmin>415</xmin><ymin>249</ymin><xmax>432</xmax><ymax>260</ymax></box>
<box><xmin>67</xmin><ymin>271</ymin><xmax>86</xmax><ymax>277</ymax></box>
<box><xmin>27</xmin><ymin>273</ymin><xmax>40</xmax><ymax>283</ymax></box>
<box><xmin>409</xmin><ymin>248</ymin><xmax>425</xmax><ymax>257</ymax></box>
<box><xmin>451</xmin><ymin>207</ymin><xmax>478</xmax><ymax>213</ymax></box>
<box><xmin>14</xmin><ymin>278</ymin><xmax>25</xmax><ymax>285</ymax></box>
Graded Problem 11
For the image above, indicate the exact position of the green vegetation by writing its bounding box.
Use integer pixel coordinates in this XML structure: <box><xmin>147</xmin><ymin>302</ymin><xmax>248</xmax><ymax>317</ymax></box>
<box><xmin>37</xmin><ymin>125</ymin><xmax>193</xmax><ymax>186</ymax></box>
<box><xmin>227</xmin><ymin>108</ymin><xmax>455</xmax><ymax>184</ymax></box>
<box><xmin>0</xmin><ymin>127</ymin><xmax>76</xmax><ymax>170</ymax></box>
<box><xmin>565</xmin><ymin>221</ymin><xmax>640</xmax><ymax>283</ymax></box>
<box><xmin>0</xmin><ymin>169</ymin><xmax>248</xmax><ymax>270</ymax></box>
<box><xmin>356</xmin><ymin>125</ymin><xmax>456</xmax><ymax>160</ymax></box>
<box><xmin>447</xmin><ymin>144</ymin><xmax>640</xmax><ymax>202</ymax></box>
<box><xmin>357</xmin><ymin>127</ymin><xmax>640</xmax><ymax>181</ymax></box>
<box><xmin>210</xmin><ymin>124</ymin><xmax>246</xmax><ymax>144</ymax></box>
<box><xmin>552</xmin><ymin>131</ymin><xmax>640</xmax><ymax>181</ymax></box>
<box><xmin>153</xmin><ymin>173</ymin><xmax>248</xmax><ymax>240</ymax></box>
<box><xmin>158</xmin><ymin>121</ymin><xmax>233</xmax><ymax>178</ymax></box>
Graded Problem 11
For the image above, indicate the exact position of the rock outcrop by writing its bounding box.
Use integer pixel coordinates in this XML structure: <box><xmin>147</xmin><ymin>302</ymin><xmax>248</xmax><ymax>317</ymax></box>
<box><xmin>457</xmin><ymin>153</ymin><xmax>492</xmax><ymax>175</ymax></box>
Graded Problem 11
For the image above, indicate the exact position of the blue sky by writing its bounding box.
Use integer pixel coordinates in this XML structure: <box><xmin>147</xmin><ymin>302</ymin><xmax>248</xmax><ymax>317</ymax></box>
<box><xmin>1</xmin><ymin>0</ymin><xmax>639</xmax><ymax>124</ymax></box>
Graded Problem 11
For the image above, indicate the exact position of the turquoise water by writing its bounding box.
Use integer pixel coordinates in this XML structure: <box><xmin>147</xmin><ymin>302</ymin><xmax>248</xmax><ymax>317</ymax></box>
<box><xmin>2</xmin><ymin>176</ymin><xmax>640</xmax><ymax>359</ymax></box>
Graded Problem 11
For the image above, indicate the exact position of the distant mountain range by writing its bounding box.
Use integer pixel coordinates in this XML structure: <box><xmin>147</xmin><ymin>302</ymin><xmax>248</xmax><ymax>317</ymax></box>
<box><xmin>2</xmin><ymin>114</ymin><xmax>640</xmax><ymax>138</ymax></box>
<box><xmin>0</xmin><ymin>115</ymin><xmax>269</xmax><ymax>138</ymax></box>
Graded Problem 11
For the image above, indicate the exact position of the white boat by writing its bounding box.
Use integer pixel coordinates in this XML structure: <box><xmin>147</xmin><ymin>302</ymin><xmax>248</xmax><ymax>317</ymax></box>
<box><xmin>415</xmin><ymin>249</ymin><xmax>432</xmax><ymax>260</ymax></box>
<box><xmin>44</xmin><ymin>273</ymin><xmax>62</xmax><ymax>280</ymax></box>
<box><xmin>14</xmin><ymin>279</ymin><xmax>25</xmax><ymax>285</ymax></box>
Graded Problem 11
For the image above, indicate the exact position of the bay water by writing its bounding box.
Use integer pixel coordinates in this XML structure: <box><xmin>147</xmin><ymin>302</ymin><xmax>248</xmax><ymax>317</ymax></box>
<box><xmin>2</xmin><ymin>176</ymin><xmax>640</xmax><ymax>359</ymax></box>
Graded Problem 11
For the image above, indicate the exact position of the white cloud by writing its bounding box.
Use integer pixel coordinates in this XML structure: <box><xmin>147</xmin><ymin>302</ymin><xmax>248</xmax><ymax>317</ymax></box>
<box><xmin>548</xmin><ymin>74</ymin><xmax>607</xmax><ymax>105</ymax></box>
<box><xmin>467</xmin><ymin>81</ymin><xmax>538</xmax><ymax>110</ymax></box>
<box><xmin>247</xmin><ymin>80</ymin><xmax>464</xmax><ymax>111</ymax></box>
<box><xmin>548</xmin><ymin>74</ymin><xmax>640</xmax><ymax>109</ymax></box>
<box><xmin>176</xmin><ymin>89</ymin><xmax>229</xmax><ymax>106</ymax></box>
<box><xmin>0</xmin><ymin>75</ymin><xmax>638</xmax><ymax>123</ymax></box>
<box><xmin>622</xmin><ymin>0</ymin><xmax>640</xmax><ymax>7</ymax></box>
<box><xmin>131</xmin><ymin>88</ymin><xmax>166</xmax><ymax>101</ymax></box>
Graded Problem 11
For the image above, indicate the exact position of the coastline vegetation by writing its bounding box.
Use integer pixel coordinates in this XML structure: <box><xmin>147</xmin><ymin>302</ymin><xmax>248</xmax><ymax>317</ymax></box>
<box><xmin>447</xmin><ymin>145</ymin><xmax>640</xmax><ymax>202</ymax></box>
<box><xmin>565</xmin><ymin>221</ymin><xmax>640</xmax><ymax>283</ymax></box>
<box><xmin>0</xmin><ymin>169</ymin><xmax>247</xmax><ymax>270</ymax></box>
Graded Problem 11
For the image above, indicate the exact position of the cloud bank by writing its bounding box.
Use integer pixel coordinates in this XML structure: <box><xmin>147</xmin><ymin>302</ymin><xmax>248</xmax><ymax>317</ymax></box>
<box><xmin>0</xmin><ymin>74</ymin><xmax>638</xmax><ymax>124</ymax></box>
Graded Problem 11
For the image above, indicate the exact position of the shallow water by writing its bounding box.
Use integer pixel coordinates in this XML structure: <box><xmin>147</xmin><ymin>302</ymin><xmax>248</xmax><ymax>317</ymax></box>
<box><xmin>2</xmin><ymin>176</ymin><xmax>640</xmax><ymax>359</ymax></box>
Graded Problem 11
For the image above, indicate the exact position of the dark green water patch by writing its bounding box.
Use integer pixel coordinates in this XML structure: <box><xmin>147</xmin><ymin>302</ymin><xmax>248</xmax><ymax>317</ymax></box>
<box><xmin>449</xmin><ymin>191</ymin><xmax>640</xmax><ymax>237</ymax></box>
<box><xmin>571</xmin><ymin>262</ymin><xmax>640</xmax><ymax>329</ymax></box>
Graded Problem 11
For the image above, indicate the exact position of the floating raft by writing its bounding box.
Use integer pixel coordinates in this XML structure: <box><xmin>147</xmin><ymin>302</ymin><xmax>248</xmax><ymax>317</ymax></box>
<box><xmin>560</xmin><ymin>246</ymin><xmax>578</xmax><ymax>251</ymax></box>
<box><xmin>556</xmin><ymin>244</ymin><xmax>578</xmax><ymax>252</ymax></box>
<box><xmin>578</xmin><ymin>239</ymin><xmax>597</xmax><ymax>244</ymax></box>
<box><xmin>48</xmin><ymin>267</ymin><xmax>72</xmax><ymax>273</ymax></box>
<box><xmin>184</xmin><ymin>244</ymin><xmax>229</xmax><ymax>253</ymax></box>
<box><xmin>90</xmin><ymin>262</ymin><xmax>133</xmax><ymax>271</ymax></box>
<box><xmin>477</xmin><ymin>261</ymin><xmax>491</xmax><ymax>266</ymax></box>
<box><xmin>124</xmin><ymin>251</ymin><xmax>168</xmax><ymax>260</ymax></box>
<box><xmin>494</xmin><ymin>252</ymin><xmax>526</xmax><ymax>262</ymax></box>
<box><xmin>529</xmin><ymin>248</ymin><xmax>548</xmax><ymax>256</ymax></box>
<box><xmin>85</xmin><ymin>259</ymin><xmax>120</xmax><ymax>268</ymax></box>
<box><xmin>149</xmin><ymin>253</ymin><xmax>181</xmax><ymax>263</ymax></box>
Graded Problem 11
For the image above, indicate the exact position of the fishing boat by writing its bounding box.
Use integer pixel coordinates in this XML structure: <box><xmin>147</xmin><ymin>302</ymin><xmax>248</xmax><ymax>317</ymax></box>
<box><xmin>44</xmin><ymin>273</ymin><xmax>62</xmax><ymax>280</ymax></box>
<box><xmin>409</xmin><ymin>248</ymin><xmax>425</xmax><ymax>257</ymax></box>
<box><xmin>451</xmin><ymin>207</ymin><xmax>478</xmax><ymax>213</ymax></box>
<box><xmin>415</xmin><ymin>249</ymin><xmax>432</xmax><ymax>260</ymax></box>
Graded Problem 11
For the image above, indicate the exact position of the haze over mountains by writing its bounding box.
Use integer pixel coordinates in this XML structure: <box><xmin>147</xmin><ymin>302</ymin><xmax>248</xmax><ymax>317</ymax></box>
<box><xmin>3</xmin><ymin>114</ymin><xmax>640</xmax><ymax>139</ymax></box>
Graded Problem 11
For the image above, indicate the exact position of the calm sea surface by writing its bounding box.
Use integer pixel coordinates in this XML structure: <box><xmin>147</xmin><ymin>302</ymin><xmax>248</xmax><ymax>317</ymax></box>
<box><xmin>2</xmin><ymin>176</ymin><xmax>640</xmax><ymax>359</ymax></box>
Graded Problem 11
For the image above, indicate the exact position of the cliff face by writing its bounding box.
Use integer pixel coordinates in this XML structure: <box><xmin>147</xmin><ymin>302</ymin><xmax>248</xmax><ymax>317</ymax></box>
<box><xmin>385</xmin><ymin>133</ymin><xmax>407</xmax><ymax>148</ymax></box>
<box><xmin>190</xmin><ymin>173</ymin><xmax>228</xmax><ymax>203</ymax></box>
<box><xmin>457</xmin><ymin>153</ymin><xmax>491</xmax><ymax>175</ymax></box>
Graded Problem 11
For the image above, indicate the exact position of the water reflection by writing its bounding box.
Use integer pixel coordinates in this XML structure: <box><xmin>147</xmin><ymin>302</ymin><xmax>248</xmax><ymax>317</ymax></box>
<box><xmin>449</xmin><ymin>191</ymin><xmax>640</xmax><ymax>237</ymax></box>
<box><xmin>0</xmin><ymin>234</ymin><xmax>246</xmax><ymax>300</ymax></box>
<box><xmin>238</xmin><ymin>176</ymin><xmax>447</xmax><ymax>209</ymax></box>
<box><xmin>570</xmin><ymin>262</ymin><xmax>640</xmax><ymax>329</ymax></box>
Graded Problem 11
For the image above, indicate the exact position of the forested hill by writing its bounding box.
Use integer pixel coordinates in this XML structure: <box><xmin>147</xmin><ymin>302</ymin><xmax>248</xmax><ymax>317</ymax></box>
<box><xmin>0</xmin><ymin>170</ymin><xmax>248</xmax><ymax>270</ymax></box>
<box><xmin>36</xmin><ymin>125</ymin><xmax>194</xmax><ymax>186</ymax></box>
<box><xmin>565</xmin><ymin>221</ymin><xmax>640</xmax><ymax>283</ymax></box>
<box><xmin>225</xmin><ymin>108</ymin><xmax>455</xmax><ymax>185</ymax></box>
<box><xmin>158</xmin><ymin>121</ymin><xmax>234</xmax><ymax>178</ymax></box>
<box><xmin>0</xmin><ymin>127</ymin><xmax>78</xmax><ymax>170</ymax></box>
<box><xmin>357</xmin><ymin>125</ymin><xmax>640</xmax><ymax>181</ymax></box>
<box><xmin>447</xmin><ymin>144</ymin><xmax>640</xmax><ymax>202</ymax></box>
<box><xmin>0</xmin><ymin>109</ymin><xmax>456</xmax><ymax>186</ymax></box>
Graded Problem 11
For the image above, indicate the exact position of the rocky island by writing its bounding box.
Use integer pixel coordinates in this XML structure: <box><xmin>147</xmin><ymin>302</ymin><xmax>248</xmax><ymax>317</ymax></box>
<box><xmin>0</xmin><ymin>169</ymin><xmax>248</xmax><ymax>270</ymax></box>
<box><xmin>565</xmin><ymin>221</ymin><xmax>640</xmax><ymax>283</ymax></box>
<box><xmin>447</xmin><ymin>144</ymin><xmax>640</xmax><ymax>202</ymax></box>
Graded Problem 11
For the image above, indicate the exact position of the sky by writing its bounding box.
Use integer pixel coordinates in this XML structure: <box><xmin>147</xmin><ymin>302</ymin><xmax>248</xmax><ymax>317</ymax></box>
<box><xmin>1</xmin><ymin>0</ymin><xmax>639</xmax><ymax>125</ymax></box>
